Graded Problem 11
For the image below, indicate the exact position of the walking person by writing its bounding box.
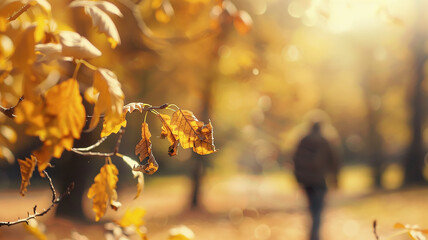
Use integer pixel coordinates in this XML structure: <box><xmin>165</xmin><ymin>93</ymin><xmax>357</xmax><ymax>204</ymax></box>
<box><xmin>293</xmin><ymin>122</ymin><xmax>340</xmax><ymax>240</ymax></box>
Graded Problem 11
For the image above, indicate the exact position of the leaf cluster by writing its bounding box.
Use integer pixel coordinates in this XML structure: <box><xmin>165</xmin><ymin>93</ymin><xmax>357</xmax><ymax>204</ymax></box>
<box><xmin>0</xmin><ymin>0</ymin><xmax>218</xmax><ymax>223</ymax></box>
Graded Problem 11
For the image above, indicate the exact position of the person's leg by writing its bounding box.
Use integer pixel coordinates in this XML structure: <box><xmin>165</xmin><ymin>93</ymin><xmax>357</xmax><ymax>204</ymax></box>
<box><xmin>305</xmin><ymin>186</ymin><xmax>327</xmax><ymax>240</ymax></box>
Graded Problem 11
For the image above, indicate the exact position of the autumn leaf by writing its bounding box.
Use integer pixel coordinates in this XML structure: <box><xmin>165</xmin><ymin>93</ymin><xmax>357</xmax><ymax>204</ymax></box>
<box><xmin>394</xmin><ymin>223</ymin><xmax>428</xmax><ymax>240</ymax></box>
<box><xmin>120</xmin><ymin>155</ymin><xmax>144</xmax><ymax>199</ymax></box>
<box><xmin>10</xmin><ymin>24</ymin><xmax>36</xmax><ymax>71</ymax></box>
<box><xmin>123</xmin><ymin>102</ymin><xmax>145</xmax><ymax>113</ymax></box>
<box><xmin>59</xmin><ymin>31</ymin><xmax>101</xmax><ymax>59</ymax></box>
<box><xmin>117</xmin><ymin>208</ymin><xmax>146</xmax><ymax>228</ymax></box>
<box><xmin>233</xmin><ymin>10</ymin><xmax>252</xmax><ymax>35</ymax></box>
<box><xmin>169</xmin><ymin>225</ymin><xmax>195</xmax><ymax>240</ymax></box>
<box><xmin>15</xmin><ymin>78</ymin><xmax>86</xmax><ymax>174</ymax></box>
<box><xmin>35</xmin><ymin>43</ymin><xmax>62</xmax><ymax>62</ymax></box>
<box><xmin>88</xmin><ymin>68</ymin><xmax>125</xmax><ymax>137</ymax></box>
<box><xmin>23</xmin><ymin>219</ymin><xmax>47</xmax><ymax>240</ymax></box>
<box><xmin>170</xmin><ymin>109</ymin><xmax>216</xmax><ymax>155</ymax></box>
<box><xmin>18</xmin><ymin>155</ymin><xmax>36</xmax><ymax>196</ymax></box>
<box><xmin>158</xmin><ymin>113</ymin><xmax>178</xmax><ymax>156</ymax></box>
<box><xmin>88</xmin><ymin>161</ymin><xmax>120</xmax><ymax>221</ymax></box>
<box><xmin>117</xmin><ymin>207</ymin><xmax>147</xmax><ymax>239</ymax></box>
<box><xmin>135</xmin><ymin>123</ymin><xmax>158</xmax><ymax>174</ymax></box>
<box><xmin>69</xmin><ymin>1</ymin><xmax>123</xmax><ymax>48</ymax></box>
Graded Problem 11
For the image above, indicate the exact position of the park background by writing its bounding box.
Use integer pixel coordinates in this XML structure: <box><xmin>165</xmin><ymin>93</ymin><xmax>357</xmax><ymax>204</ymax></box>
<box><xmin>1</xmin><ymin>0</ymin><xmax>428</xmax><ymax>239</ymax></box>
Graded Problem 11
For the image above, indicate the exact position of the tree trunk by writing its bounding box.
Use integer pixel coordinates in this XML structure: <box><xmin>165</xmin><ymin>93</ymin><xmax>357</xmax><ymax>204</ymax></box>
<box><xmin>404</xmin><ymin>44</ymin><xmax>426</xmax><ymax>185</ymax></box>
<box><xmin>404</xmin><ymin>9</ymin><xmax>427</xmax><ymax>184</ymax></box>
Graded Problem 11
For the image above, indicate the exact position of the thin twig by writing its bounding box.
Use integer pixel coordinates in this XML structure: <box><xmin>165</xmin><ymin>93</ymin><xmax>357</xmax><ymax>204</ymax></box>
<box><xmin>7</xmin><ymin>3</ymin><xmax>32</xmax><ymax>22</ymax></box>
<box><xmin>0</xmin><ymin>97</ymin><xmax>24</xmax><ymax>119</ymax></box>
<box><xmin>70</xmin><ymin>149</ymin><xmax>115</xmax><ymax>157</ymax></box>
<box><xmin>113</xmin><ymin>128</ymin><xmax>125</xmax><ymax>154</ymax></box>
<box><xmin>0</xmin><ymin>170</ymin><xmax>74</xmax><ymax>227</ymax></box>
<box><xmin>72</xmin><ymin>136</ymin><xmax>108</xmax><ymax>151</ymax></box>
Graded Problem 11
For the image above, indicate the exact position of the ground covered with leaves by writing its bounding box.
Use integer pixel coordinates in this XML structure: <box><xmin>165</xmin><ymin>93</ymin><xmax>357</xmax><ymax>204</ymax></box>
<box><xmin>1</xmin><ymin>171</ymin><xmax>428</xmax><ymax>240</ymax></box>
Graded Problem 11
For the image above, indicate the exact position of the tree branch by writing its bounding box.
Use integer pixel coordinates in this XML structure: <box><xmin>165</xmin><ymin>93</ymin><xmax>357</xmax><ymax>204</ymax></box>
<box><xmin>7</xmin><ymin>3</ymin><xmax>32</xmax><ymax>22</ymax></box>
<box><xmin>71</xmin><ymin>128</ymin><xmax>125</xmax><ymax>157</ymax></box>
<box><xmin>0</xmin><ymin>170</ymin><xmax>74</xmax><ymax>227</ymax></box>
<box><xmin>0</xmin><ymin>97</ymin><xmax>24</xmax><ymax>119</ymax></box>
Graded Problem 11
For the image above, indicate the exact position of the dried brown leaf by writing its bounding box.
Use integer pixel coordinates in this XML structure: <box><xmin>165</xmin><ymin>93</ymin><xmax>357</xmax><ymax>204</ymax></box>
<box><xmin>18</xmin><ymin>155</ymin><xmax>36</xmax><ymax>196</ymax></box>
<box><xmin>135</xmin><ymin>123</ymin><xmax>158</xmax><ymax>174</ymax></box>
<box><xmin>170</xmin><ymin>109</ymin><xmax>216</xmax><ymax>155</ymax></box>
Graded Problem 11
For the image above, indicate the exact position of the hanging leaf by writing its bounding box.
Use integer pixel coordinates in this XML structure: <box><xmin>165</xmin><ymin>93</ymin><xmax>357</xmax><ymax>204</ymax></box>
<box><xmin>120</xmin><ymin>155</ymin><xmax>145</xmax><ymax>199</ymax></box>
<box><xmin>170</xmin><ymin>109</ymin><xmax>216</xmax><ymax>155</ymax></box>
<box><xmin>70</xmin><ymin>1</ymin><xmax>122</xmax><ymax>48</ymax></box>
<box><xmin>18</xmin><ymin>155</ymin><xmax>36</xmax><ymax>196</ymax></box>
<box><xmin>88</xmin><ymin>68</ymin><xmax>125</xmax><ymax>137</ymax></box>
<box><xmin>158</xmin><ymin>113</ymin><xmax>178</xmax><ymax>156</ymax></box>
<box><xmin>59</xmin><ymin>31</ymin><xmax>101</xmax><ymax>59</ymax></box>
<box><xmin>135</xmin><ymin>123</ymin><xmax>158</xmax><ymax>174</ymax></box>
<box><xmin>88</xmin><ymin>161</ymin><xmax>120</xmax><ymax>221</ymax></box>
<box><xmin>23</xmin><ymin>219</ymin><xmax>48</xmax><ymax>240</ymax></box>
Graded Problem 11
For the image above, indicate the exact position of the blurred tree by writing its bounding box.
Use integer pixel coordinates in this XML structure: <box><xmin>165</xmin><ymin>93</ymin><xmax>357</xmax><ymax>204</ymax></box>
<box><xmin>403</xmin><ymin>1</ymin><xmax>427</xmax><ymax>185</ymax></box>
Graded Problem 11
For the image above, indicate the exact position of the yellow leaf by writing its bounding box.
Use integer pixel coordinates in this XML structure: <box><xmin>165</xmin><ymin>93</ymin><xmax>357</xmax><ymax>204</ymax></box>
<box><xmin>70</xmin><ymin>1</ymin><xmax>123</xmax><ymax>48</ymax></box>
<box><xmin>59</xmin><ymin>31</ymin><xmax>101</xmax><ymax>59</ymax></box>
<box><xmin>32</xmin><ymin>144</ymin><xmax>52</xmax><ymax>176</ymax></box>
<box><xmin>0</xmin><ymin>125</ymin><xmax>17</xmax><ymax>144</ymax></box>
<box><xmin>10</xmin><ymin>24</ymin><xmax>36</xmax><ymax>71</ymax></box>
<box><xmin>170</xmin><ymin>109</ymin><xmax>216</xmax><ymax>155</ymax></box>
<box><xmin>158</xmin><ymin>113</ymin><xmax>178</xmax><ymax>156</ymax></box>
<box><xmin>151</xmin><ymin>0</ymin><xmax>163</xmax><ymax>9</ymax></box>
<box><xmin>117</xmin><ymin>208</ymin><xmax>146</xmax><ymax>228</ymax></box>
<box><xmin>15</xmin><ymin>78</ymin><xmax>86</xmax><ymax>174</ymax></box>
<box><xmin>120</xmin><ymin>155</ymin><xmax>144</xmax><ymax>199</ymax></box>
<box><xmin>84</xmin><ymin>6</ymin><xmax>121</xmax><ymax>48</ymax></box>
<box><xmin>155</xmin><ymin>3</ymin><xmax>174</xmax><ymax>24</ymax></box>
<box><xmin>44</xmin><ymin>78</ymin><xmax>86</xmax><ymax>140</ymax></box>
<box><xmin>18</xmin><ymin>155</ymin><xmax>36</xmax><ymax>196</ymax></box>
<box><xmin>35</xmin><ymin>43</ymin><xmax>62</xmax><ymax>62</ymax></box>
<box><xmin>87</xmin><ymin>162</ymin><xmax>120</xmax><ymax>221</ymax></box>
<box><xmin>69</xmin><ymin>1</ymin><xmax>123</xmax><ymax>17</ymax></box>
<box><xmin>23</xmin><ymin>219</ymin><xmax>47</xmax><ymax>240</ymax></box>
<box><xmin>169</xmin><ymin>225</ymin><xmax>195</xmax><ymax>240</ymax></box>
<box><xmin>135</xmin><ymin>123</ymin><xmax>158</xmax><ymax>175</ymax></box>
<box><xmin>233</xmin><ymin>10</ymin><xmax>252</xmax><ymax>35</ymax></box>
<box><xmin>89</xmin><ymin>68</ymin><xmax>124</xmax><ymax>137</ymax></box>
<box><xmin>0</xmin><ymin>145</ymin><xmax>14</xmax><ymax>164</ymax></box>
<box><xmin>33</xmin><ymin>0</ymin><xmax>51</xmax><ymax>14</ymax></box>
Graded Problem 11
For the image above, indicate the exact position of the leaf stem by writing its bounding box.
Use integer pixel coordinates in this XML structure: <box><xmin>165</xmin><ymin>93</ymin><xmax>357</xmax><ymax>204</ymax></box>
<box><xmin>79</xmin><ymin>59</ymin><xmax>98</xmax><ymax>71</ymax></box>
<box><xmin>73</xmin><ymin>61</ymin><xmax>82</xmax><ymax>79</ymax></box>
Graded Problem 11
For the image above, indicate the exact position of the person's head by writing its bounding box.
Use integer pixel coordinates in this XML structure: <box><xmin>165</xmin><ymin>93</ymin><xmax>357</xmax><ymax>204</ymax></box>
<box><xmin>311</xmin><ymin>122</ymin><xmax>321</xmax><ymax>134</ymax></box>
